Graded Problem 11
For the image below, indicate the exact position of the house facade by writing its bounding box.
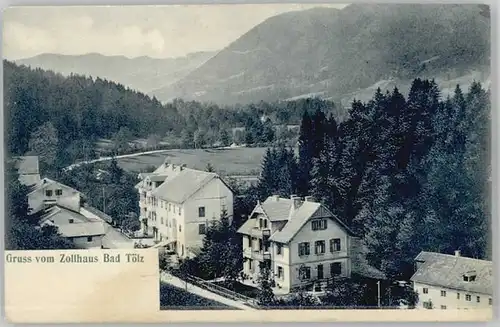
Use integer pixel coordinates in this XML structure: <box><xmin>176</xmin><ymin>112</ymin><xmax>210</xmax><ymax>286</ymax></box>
<box><xmin>237</xmin><ymin>195</ymin><xmax>385</xmax><ymax>294</ymax></box>
<box><xmin>27</xmin><ymin>178</ymin><xmax>81</xmax><ymax>215</ymax></box>
<box><xmin>135</xmin><ymin>161</ymin><xmax>234</xmax><ymax>258</ymax></box>
<box><xmin>411</xmin><ymin>251</ymin><xmax>493</xmax><ymax>310</ymax></box>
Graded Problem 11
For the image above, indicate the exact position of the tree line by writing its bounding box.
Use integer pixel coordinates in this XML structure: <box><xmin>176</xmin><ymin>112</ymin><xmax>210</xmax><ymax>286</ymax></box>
<box><xmin>255</xmin><ymin>79</ymin><xmax>490</xmax><ymax>280</ymax></box>
<box><xmin>4</xmin><ymin>60</ymin><xmax>342</xmax><ymax>171</ymax></box>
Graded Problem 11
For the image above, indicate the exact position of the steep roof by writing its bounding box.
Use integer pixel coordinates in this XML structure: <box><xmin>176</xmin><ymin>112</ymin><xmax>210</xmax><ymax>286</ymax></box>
<box><xmin>40</xmin><ymin>205</ymin><xmax>106</xmax><ymax>238</ymax></box>
<box><xmin>81</xmin><ymin>204</ymin><xmax>113</xmax><ymax>224</ymax></box>
<box><xmin>14</xmin><ymin>156</ymin><xmax>39</xmax><ymax>175</ymax></box>
<box><xmin>260</xmin><ymin>197</ymin><xmax>294</xmax><ymax>222</ymax></box>
<box><xmin>27</xmin><ymin>178</ymin><xmax>79</xmax><ymax>196</ymax></box>
<box><xmin>152</xmin><ymin>169</ymin><xmax>218</xmax><ymax>204</ymax></box>
<box><xmin>238</xmin><ymin>195</ymin><xmax>355</xmax><ymax>243</ymax></box>
<box><xmin>410</xmin><ymin>251</ymin><xmax>493</xmax><ymax>295</ymax></box>
<box><xmin>269</xmin><ymin>201</ymin><xmax>322</xmax><ymax>243</ymax></box>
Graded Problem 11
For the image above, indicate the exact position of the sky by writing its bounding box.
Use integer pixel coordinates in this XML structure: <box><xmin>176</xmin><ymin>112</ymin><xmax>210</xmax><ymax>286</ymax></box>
<box><xmin>3</xmin><ymin>4</ymin><xmax>348</xmax><ymax>60</ymax></box>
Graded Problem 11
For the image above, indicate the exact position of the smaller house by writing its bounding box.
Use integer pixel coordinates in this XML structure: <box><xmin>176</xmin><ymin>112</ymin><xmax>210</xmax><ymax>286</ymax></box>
<box><xmin>13</xmin><ymin>156</ymin><xmax>41</xmax><ymax>186</ymax></box>
<box><xmin>27</xmin><ymin>178</ymin><xmax>81</xmax><ymax>214</ymax></box>
<box><xmin>237</xmin><ymin>194</ymin><xmax>385</xmax><ymax>294</ymax></box>
<box><xmin>40</xmin><ymin>205</ymin><xmax>106</xmax><ymax>249</ymax></box>
<box><xmin>411</xmin><ymin>250</ymin><xmax>493</xmax><ymax>310</ymax></box>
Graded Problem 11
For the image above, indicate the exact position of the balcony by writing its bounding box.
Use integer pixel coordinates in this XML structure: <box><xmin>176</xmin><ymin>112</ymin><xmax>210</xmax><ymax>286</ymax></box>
<box><xmin>250</xmin><ymin>227</ymin><xmax>271</xmax><ymax>239</ymax></box>
<box><xmin>250</xmin><ymin>250</ymin><xmax>271</xmax><ymax>262</ymax></box>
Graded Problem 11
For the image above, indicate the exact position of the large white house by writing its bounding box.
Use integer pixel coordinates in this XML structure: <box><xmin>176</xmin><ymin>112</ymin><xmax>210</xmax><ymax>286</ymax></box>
<box><xmin>237</xmin><ymin>194</ymin><xmax>385</xmax><ymax>294</ymax></box>
<box><xmin>411</xmin><ymin>251</ymin><xmax>493</xmax><ymax>310</ymax></box>
<box><xmin>135</xmin><ymin>161</ymin><xmax>234</xmax><ymax>258</ymax></box>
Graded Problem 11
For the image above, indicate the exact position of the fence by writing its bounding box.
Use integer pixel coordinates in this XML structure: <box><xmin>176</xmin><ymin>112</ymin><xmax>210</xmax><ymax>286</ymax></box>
<box><xmin>171</xmin><ymin>271</ymin><xmax>260</xmax><ymax>309</ymax></box>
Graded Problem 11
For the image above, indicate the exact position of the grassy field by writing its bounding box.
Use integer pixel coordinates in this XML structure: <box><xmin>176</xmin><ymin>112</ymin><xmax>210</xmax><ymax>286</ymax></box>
<box><xmin>116</xmin><ymin>147</ymin><xmax>268</xmax><ymax>176</ymax></box>
<box><xmin>159</xmin><ymin>283</ymin><xmax>236</xmax><ymax>310</ymax></box>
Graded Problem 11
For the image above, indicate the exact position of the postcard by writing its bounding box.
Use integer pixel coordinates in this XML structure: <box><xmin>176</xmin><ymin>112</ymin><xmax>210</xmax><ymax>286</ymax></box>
<box><xmin>3</xmin><ymin>3</ymin><xmax>492</xmax><ymax>323</ymax></box>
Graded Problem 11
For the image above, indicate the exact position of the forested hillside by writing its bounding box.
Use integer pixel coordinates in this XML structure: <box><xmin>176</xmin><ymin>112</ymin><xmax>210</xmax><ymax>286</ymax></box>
<box><xmin>4</xmin><ymin>60</ymin><xmax>343</xmax><ymax>170</ymax></box>
<box><xmin>255</xmin><ymin>79</ymin><xmax>491</xmax><ymax>279</ymax></box>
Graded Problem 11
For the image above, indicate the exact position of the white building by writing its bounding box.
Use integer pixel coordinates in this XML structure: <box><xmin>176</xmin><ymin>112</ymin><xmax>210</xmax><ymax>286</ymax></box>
<box><xmin>237</xmin><ymin>194</ymin><xmax>385</xmax><ymax>294</ymax></box>
<box><xmin>27</xmin><ymin>177</ymin><xmax>82</xmax><ymax>215</ymax></box>
<box><xmin>135</xmin><ymin>161</ymin><xmax>234</xmax><ymax>258</ymax></box>
<box><xmin>39</xmin><ymin>205</ymin><xmax>106</xmax><ymax>249</ymax></box>
<box><xmin>411</xmin><ymin>251</ymin><xmax>493</xmax><ymax>310</ymax></box>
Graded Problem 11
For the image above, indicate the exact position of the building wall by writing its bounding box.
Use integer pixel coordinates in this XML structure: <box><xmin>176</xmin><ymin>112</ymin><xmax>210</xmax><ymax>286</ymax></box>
<box><xmin>47</xmin><ymin>213</ymin><xmax>88</xmax><ymax>226</ymax></box>
<box><xmin>28</xmin><ymin>184</ymin><xmax>81</xmax><ymax>214</ymax></box>
<box><xmin>181</xmin><ymin>178</ymin><xmax>234</xmax><ymax>255</ymax></box>
<box><xmin>414</xmin><ymin>282</ymin><xmax>492</xmax><ymax>310</ymax></box>
<box><xmin>70</xmin><ymin>234</ymin><xmax>104</xmax><ymax>249</ymax></box>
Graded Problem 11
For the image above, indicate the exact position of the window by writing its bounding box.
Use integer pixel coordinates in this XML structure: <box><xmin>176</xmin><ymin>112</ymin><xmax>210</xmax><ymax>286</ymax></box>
<box><xmin>161</xmin><ymin>201</ymin><xmax>163</xmax><ymax>208</ymax></box>
<box><xmin>199</xmin><ymin>224</ymin><xmax>206</xmax><ymax>235</ymax></box>
<box><xmin>300</xmin><ymin>266</ymin><xmax>311</xmax><ymax>280</ymax></box>
<box><xmin>330</xmin><ymin>238</ymin><xmax>341</xmax><ymax>252</ymax></box>
<box><xmin>199</xmin><ymin>206</ymin><xmax>206</xmax><ymax>217</ymax></box>
<box><xmin>298</xmin><ymin>242</ymin><xmax>310</xmax><ymax>256</ymax></box>
<box><xmin>317</xmin><ymin>264</ymin><xmax>324</xmax><ymax>279</ymax></box>
<box><xmin>169</xmin><ymin>203</ymin><xmax>171</xmax><ymax>211</ymax></box>
<box><xmin>423</xmin><ymin>301</ymin><xmax>432</xmax><ymax>309</ymax></box>
<box><xmin>87</xmin><ymin>236</ymin><xmax>93</xmax><ymax>242</ymax></box>
<box><xmin>330</xmin><ymin>262</ymin><xmax>342</xmax><ymax>276</ymax></box>
<box><xmin>276</xmin><ymin>244</ymin><xmax>282</xmax><ymax>255</ymax></box>
<box><xmin>489</xmin><ymin>298</ymin><xmax>492</xmax><ymax>305</ymax></box>
<box><xmin>249</xmin><ymin>259</ymin><xmax>253</xmax><ymax>270</ymax></box>
<box><xmin>463</xmin><ymin>275</ymin><xmax>477</xmax><ymax>282</ymax></box>
<box><xmin>423</xmin><ymin>288</ymin><xmax>428</xmax><ymax>294</ymax></box>
<box><xmin>311</xmin><ymin>219</ymin><xmax>327</xmax><ymax>231</ymax></box>
<box><xmin>259</xmin><ymin>219</ymin><xmax>263</xmax><ymax>228</ymax></box>
<box><xmin>259</xmin><ymin>239</ymin><xmax>263</xmax><ymax>251</ymax></box>
<box><xmin>179</xmin><ymin>207</ymin><xmax>182</xmax><ymax>215</ymax></box>
<box><xmin>441</xmin><ymin>305</ymin><xmax>447</xmax><ymax>310</ymax></box>
<box><xmin>477</xmin><ymin>296</ymin><xmax>481</xmax><ymax>303</ymax></box>
<box><xmin>161</xmin><ymin>217</ymin><xmax>164</xmax><ymax>224</ymax></box>
<box><xmin>441</xmin><ymin>290</ymin><xmax>447</xmax><ymax>297</ymax></box>
<box><xmin>179</xmin><ymin>225</ymin><xmax>182</xmax><ymax>232</ymax></box>
<box><xmin>45</xmin><ymin>190</ymin><xmax>53</xmax><ymax>197</ymax></box>
<box><xmin>466</xmin><ymin>294</ymin><xmax>472</xmax><ymax>301</ymax></box>
<box><xmin>277</xmin><ymin>266</ymin><xmax>284</xmax><ymax>279</ymax></box>
<box><xmin>263</xmin><ymin>219</ymin><xmax>268</xmax><ymax>228</ymax></box>
<box><xmin>68</xmin><ymin>219</ymin><xmax>74</xmax><ymax>224</ymax></box>
<box><xmin>55</xmin><ymin>189</ymin><xmax>62</xmax><ymax>196</ymax></box>
<box><xmin>314</xmin><ymin>240</ymin><xmax>326</xmax><ymax>255</ymax></box>
<box><xmin>457</xmin><ymin>293</ymin><xmax>460</xmax><ymax>299</ymax></box>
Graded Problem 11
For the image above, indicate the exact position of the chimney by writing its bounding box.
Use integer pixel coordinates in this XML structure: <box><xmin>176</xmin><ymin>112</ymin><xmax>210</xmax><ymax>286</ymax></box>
<box><xmin>171</xmin><ymin>164</ymin><xmax>176</xmax><ymax>171</ymax></box>
<box><xmin>454</xmin><ymin>250</ymin><xmax>461</xmax><ymax>257</ymax></box>
<box><xmin>304</xmin><ymin>195</ymin><xmax>315</xmax><ymax>202</ymax></box>
<box><xmin>291</xmin><ymin>195</ymin><xmax>303</xmax><ymax>210</ymax></box>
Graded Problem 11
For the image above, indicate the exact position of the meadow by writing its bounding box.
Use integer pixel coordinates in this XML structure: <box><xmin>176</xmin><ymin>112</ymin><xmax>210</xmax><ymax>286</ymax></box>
<box><xmin>115</xmin><ymin>147</ymin><xmax>268</xmax><ymax>176</ymax></box>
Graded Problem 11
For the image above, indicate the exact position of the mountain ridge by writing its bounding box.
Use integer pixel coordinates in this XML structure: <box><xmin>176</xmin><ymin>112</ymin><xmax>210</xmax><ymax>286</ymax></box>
<box><xmin>154</xmin><ymin>3</ymin><xmax>490</xmax><ymax>105</ymax></box>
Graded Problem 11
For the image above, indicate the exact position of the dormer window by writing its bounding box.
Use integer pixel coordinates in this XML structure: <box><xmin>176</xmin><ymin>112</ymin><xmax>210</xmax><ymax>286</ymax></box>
<box><xmin>463</xmin><ymin>271</ymin><xmax>477</xmax><ymax>282</ymax></box>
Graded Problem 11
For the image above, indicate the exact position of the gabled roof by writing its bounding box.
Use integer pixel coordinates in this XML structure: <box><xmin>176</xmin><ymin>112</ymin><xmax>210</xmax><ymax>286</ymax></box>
<box><xmin>238</xmin><ymin>195</ymin><xmax>355</xmax><ymax>243</ymax></box>
<box><xmin>410</xmin><ymin>251</ymin><xmax>493</xmax><ymax>295</ymax></box>
<box><xmin>152</xmin><ymin>169</ymin><xmax>218</xmax><ymax>204</ymax></box>
<box><xmin>13</xmin><ymin>156</ymin><xmax>39</xmax><ymax>175</ymax></box>
<box><xmin>40</xmin><ymin>205</ymin><xmax>106</xmax><ymax>238</ymax></box>
<box><xmin>259</xmin><ymin>197</ymin><xmax>294</xmax><ymax>222</ymax></box>
<box><xmin>81</xmin><ymin>204</ymin><xmax>114</xmax><ymax>224</ymax></box>
<box><xmin>27</xmin><ymin>178</ymin><xmax>80</xmax><ymax>196</ymax></box>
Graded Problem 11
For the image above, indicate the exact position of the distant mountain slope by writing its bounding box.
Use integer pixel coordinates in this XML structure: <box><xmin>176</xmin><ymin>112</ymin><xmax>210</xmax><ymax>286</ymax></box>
<box><xmin>15</xmin><ymin>51</ymin><xmax>216</xmax><ymax>94</ymax></box>
<box><xmin>154</xmin><ymin>4</ymin><xmax>490</xmax><ymax>105</ymax></box>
